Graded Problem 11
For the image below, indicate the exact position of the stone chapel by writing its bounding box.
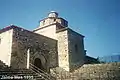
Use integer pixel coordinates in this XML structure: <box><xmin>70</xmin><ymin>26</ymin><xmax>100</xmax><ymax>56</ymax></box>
<box><xmin>33</xmin><ymin>11</ymin><xmax>86</xmax><ymax>72</ymax></box>
<box><xmin>0</xmin><ymin>11</ymin><xmax>120</xmax><ymax>80</ymax></box>
<box><xmin>0</xmin><ymin>11</ymin><xmax>86</xmax><ymax>72</ymax></box>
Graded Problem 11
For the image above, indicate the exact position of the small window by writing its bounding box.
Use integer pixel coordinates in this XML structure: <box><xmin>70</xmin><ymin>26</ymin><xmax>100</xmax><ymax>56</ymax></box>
<box><xmin>0</xmin><ymin>37</ymin><xmax>1</xmax><ymax>44</ymax></box>
<box><xmin>75</xmin><ymin>44</ymin><xmax>78</xmax><ymax>53</ymax></box>
<box><xmin>43</xmin><ymin>20</ymin><xmax>45</xmax><ymax>25</ymax></box>
<box><xmin>53</xmin><ymin>19</ymin><xmax>56</xmax><ymax>22</ymax></box>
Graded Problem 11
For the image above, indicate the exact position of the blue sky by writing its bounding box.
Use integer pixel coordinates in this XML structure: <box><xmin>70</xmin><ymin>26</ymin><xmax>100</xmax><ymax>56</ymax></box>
<box><xmin>0</xmin><ymin>0</ymin><xmax>120</xmax><ymax>58</ymax></box>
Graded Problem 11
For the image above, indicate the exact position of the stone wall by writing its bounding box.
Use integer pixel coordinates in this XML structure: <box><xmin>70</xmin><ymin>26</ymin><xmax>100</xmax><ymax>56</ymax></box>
<box><xmin>10</xmin><ymin>26</ymin><xmax>58</xmax><ymax>70</ymax></box>
<box><xmin>0</xmin><ymin>60</ymin><xmax>9</xmax><ymax>70</ymax></box>
<box><xmin>56</xmin><ymin>28</ymin><xmax>86</xmax><ymax>72</ymax></box>
<box><xmin>68</xmin><ymin>29</ymin><xmax>85</xmax><ymax>71</ymax></box>
<box><xmin>56</xmin><ymin>30</ymin><xmax>69</xmax><ymax>71</ymax></box>
<box><xmin>51</xmin><ymin>62</ymin><xmax>120</xmax><ymax>80</ymax></box>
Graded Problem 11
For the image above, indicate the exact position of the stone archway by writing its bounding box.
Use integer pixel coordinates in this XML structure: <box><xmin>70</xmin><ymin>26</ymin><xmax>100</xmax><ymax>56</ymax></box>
<box><xmin>34</xmin><ymin>58</ymin><xmax>44</xmax><ymax>71</ymax></box>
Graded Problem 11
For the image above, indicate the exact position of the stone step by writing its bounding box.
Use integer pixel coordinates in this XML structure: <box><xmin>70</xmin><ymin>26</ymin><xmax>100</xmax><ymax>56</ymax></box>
<box><xmin>0</xmin><ymin>69</ymin><xmax>51</xmax><ymax>80</ymax></box>
<box><xmin>0</xmin><ymin>60</ymin><xmax>9</xmax><ymax>70</ymax></box>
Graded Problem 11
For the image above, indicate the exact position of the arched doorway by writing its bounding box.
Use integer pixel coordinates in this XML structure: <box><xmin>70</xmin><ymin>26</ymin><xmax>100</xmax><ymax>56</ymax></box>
<box><xmin>34</xmin><ymin>58</ymin><xmax>44</xmax><ymax>71</ymax></box>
